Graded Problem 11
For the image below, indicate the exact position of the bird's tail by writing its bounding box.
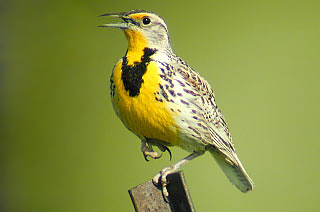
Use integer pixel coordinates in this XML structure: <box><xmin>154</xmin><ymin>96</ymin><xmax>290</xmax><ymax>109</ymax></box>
<box><xmin>209</xmin><ymin>149</ymin><xmax>254</xmax><ymax>192</ymax></box>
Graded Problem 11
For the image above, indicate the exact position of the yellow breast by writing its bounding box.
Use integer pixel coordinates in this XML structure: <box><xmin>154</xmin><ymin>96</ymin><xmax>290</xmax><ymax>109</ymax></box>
<box><xmin>111</xmin><ymin>60</ymin><xmax>180</xmax><ymax>146</ymax></box>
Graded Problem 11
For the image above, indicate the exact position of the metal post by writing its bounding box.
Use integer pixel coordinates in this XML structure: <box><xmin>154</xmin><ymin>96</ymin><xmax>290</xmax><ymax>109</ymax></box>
<box><xmin>128</xmin><ymin>171</ymin><xmax>196</xmax><ymax>212</ymax></box>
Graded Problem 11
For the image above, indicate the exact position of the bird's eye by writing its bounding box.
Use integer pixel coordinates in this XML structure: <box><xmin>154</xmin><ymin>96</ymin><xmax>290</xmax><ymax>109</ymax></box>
<box><xmin>142</xmin><ymin>17</ymin><xmax>151</xmax><ymax>25</ymax></box>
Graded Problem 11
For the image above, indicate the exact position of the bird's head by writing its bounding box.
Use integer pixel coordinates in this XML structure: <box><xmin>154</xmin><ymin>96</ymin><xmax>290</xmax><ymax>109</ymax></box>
<box><xmin>99</xmin><ymin>10</ymin><xmax>172</xmax><ymax>56</ymax></box>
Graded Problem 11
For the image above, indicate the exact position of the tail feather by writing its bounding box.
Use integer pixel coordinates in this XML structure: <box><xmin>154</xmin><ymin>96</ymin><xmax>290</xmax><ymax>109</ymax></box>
<box><xmin>209</xmin><ymin>149</ymin><xmax>254</xmax><ymax>192</ymax></box>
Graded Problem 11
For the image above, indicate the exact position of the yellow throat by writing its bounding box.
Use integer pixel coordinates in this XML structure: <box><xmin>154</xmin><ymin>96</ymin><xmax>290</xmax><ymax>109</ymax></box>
<box><xmin>124</xmin><ymin>29</ymin><xmax>147</xmax><ymax>65</ymax></box>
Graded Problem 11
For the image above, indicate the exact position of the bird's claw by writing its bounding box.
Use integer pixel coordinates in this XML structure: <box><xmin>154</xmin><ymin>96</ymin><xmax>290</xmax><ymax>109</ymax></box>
<box><xmin>153</xmin><ymin>142</ymin><xmax>172</xmax><ymax>161</ymax></box>
<box><xmin>152</xmin><ymin>167</ymin><xmax>174</xmax><ymax>202</ymax></box>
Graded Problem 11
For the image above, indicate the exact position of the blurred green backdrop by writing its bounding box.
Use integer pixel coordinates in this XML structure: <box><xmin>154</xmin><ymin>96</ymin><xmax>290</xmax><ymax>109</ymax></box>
<box><xmin>1</xmin><ymin>0</ymin><xmax>320</xmax><ymax>211</ymax></box>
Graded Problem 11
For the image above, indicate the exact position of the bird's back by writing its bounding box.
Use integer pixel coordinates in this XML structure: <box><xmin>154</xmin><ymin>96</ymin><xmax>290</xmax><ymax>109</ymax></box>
<box><xmin>168</xmin><ymin>55</ymin><xmax>254</xmax><ymax>191</ymax></box>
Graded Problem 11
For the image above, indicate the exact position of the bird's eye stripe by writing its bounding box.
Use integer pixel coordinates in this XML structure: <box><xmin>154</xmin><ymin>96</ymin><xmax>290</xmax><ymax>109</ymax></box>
<box><xmin>122</xmin><ymin>18</ymin><xmax>139</xmax><ymax>26</ymax></box>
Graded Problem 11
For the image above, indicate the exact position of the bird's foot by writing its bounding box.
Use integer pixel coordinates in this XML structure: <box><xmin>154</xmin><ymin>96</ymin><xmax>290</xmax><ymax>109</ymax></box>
<box><xmin>152</xmin><ymin>166</ymin><xmax>175</xmax><ymax>202</ymax></box>
<box><xmin>156</xmin><ymin>144</ymin><xmax>172</xmax><ymax>161</ymax></box>
<box><xmin>141</xmin><ymin>140</ymin><xmax>162</xmax><ymax>161</ymax></box>
<box><xmin>152</xmin><ymin>151</ymin><xmax>204</xmax><ymax>202</ymax></box>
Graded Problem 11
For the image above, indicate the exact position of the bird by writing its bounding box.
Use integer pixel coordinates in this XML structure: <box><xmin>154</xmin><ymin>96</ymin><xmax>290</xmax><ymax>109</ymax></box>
<box><xmin>99</xmin><ymin>10</ymin><xmax>254</xmax><ymax>199</ymax></box>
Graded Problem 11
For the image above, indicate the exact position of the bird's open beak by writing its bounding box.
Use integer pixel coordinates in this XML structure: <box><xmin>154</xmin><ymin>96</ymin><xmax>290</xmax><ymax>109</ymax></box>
<box><xmin>98</xmin><ymin>13</ymin><xmax>130</xmax><ymax>29</ymax></box>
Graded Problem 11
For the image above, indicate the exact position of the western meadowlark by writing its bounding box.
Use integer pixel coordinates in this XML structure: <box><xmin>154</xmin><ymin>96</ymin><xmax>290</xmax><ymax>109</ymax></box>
<box><xmin>99</xmin><ymin>10</ymin><xmax>254</xmax><ymax>198</ymax></box>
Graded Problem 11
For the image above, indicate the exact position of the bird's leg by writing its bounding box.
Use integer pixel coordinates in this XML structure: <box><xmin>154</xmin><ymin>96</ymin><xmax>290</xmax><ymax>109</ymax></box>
<box><xmin>152</xmin><ymin>151</ymin><xmax>204</xmax><ymax>201</ymax></box>
<box><xmin>141</xmin><ymin>140</ymin><xmax>162</xmax><ymax>161</ymax></box>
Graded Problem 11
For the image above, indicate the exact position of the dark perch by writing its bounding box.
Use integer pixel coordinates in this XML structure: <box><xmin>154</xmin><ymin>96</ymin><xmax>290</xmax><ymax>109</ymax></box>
<box><xmin>128</xmin><ymin>171</ymin><xmax>196</xmax><ymax>212</ymax></box>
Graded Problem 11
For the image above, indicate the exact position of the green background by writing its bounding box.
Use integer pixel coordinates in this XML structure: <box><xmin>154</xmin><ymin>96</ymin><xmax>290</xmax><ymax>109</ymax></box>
<box><xmin>1</xmin><ymin>0</ymin><xmax>320</xmax><ymax>211</ymax></box>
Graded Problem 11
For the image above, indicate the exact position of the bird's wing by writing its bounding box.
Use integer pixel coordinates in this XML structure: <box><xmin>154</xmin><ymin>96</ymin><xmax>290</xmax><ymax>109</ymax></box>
<box><xmin>174</xmin><ymin>64</ymin><xmax>238</xmax><ymax>164</ymax></box>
